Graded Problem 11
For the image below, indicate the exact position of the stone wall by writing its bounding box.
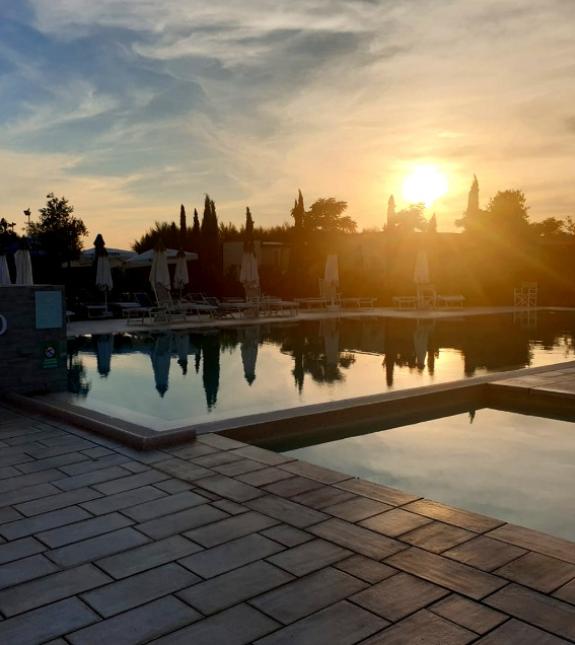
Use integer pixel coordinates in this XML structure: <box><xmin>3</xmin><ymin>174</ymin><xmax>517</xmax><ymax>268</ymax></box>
<box><xmin>0</xmin><ymin>285</ymin><xmax>67</xmax><ymax>395</ymax></box>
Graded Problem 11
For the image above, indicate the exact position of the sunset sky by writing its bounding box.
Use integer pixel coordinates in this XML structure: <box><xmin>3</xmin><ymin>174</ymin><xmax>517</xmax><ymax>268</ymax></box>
<box><xmin>1</xmin><ymin>0</ymin><xmax>575</xmax><ymax>247</ymax></box>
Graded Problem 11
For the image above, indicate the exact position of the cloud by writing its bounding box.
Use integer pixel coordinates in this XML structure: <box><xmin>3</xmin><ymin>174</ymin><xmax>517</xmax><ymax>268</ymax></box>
<box><xmin>0</xmin><ymin>0</ymin><xmax>574</xmax><ymax>243</ymax></box>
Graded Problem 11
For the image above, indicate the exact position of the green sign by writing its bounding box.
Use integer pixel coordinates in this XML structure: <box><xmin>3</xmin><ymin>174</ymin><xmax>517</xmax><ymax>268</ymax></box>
<box><xmin>41</xmin><ymin>341</ymin><xmax>59</xmax><ymax>369</ymax></box>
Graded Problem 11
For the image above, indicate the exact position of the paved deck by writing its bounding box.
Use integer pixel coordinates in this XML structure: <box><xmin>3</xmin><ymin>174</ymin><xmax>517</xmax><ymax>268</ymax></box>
<box><xmin>66</xmin><ymin>306</ymin><xmax>563</xmax><ymax>338</ymax></box>
<box><xmin>0</xmin><ymin>404</ymin><xmax>574</xmax><ymax>644</ymax></box>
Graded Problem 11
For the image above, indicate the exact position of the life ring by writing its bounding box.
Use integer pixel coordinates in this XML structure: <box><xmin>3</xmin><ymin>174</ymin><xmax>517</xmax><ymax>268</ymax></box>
<box><xmin>0</xmin><ymin>315</ymin><xmax>6</xmax><ymax>336</ymax></box>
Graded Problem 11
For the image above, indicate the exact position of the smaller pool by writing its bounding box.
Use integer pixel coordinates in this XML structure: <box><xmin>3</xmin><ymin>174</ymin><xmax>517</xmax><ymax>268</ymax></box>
<box><xmin>283</xmin><ymin>409</ymin><xmax>575</xmax><ymax>541</ymax></box>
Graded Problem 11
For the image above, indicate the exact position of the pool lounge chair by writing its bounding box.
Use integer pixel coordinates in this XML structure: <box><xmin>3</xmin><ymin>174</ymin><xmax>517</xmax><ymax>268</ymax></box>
<box><xmin>436</xmin><ymin>294</ymin><xmax>465</xmax><ymax>309</ymax></box>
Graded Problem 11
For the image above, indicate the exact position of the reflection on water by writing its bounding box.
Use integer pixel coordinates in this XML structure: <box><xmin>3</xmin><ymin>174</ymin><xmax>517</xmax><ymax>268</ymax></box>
<box><xmin>284</xmin><ymin>408</ymin><xmax>575</xmax><ymax>541</ymax></box>
<box><xmin>65</xmin><ymin>312</ymin><xmax>575</xmax><ymax>427</ymax></box>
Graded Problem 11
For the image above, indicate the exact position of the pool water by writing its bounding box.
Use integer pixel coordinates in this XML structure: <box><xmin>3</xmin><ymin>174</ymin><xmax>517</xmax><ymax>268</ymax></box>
<box><xmin>62</xmin><ymin>312</ymin><xmax>575</xmax><ymax>429</ymax></box>
<box><xmin>284</xmin><ymin>408</ymin><xmax>575</xmax><ymax>541</ymax></box>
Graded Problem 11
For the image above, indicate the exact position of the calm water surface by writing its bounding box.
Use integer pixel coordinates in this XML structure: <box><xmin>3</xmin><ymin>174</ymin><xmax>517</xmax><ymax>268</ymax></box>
<box><xmin>284</xmin><ymin>408</ymin><xmax>575</xmax><ymax>541</ymax></box>
<box><xmin>63</xmin><ymin>312</ymin><xmax>575</xmax><ymax>429</ymax></box>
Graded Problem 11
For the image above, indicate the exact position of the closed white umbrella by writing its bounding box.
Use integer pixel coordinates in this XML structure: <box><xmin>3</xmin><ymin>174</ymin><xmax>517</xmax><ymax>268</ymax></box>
<box><xmin>0</xmin><ymin>255</ymin><xmax>11</xmax><ymax>286</ymax></box>
<box><xmin>150</xmin><ymin>248</ymin><xmax>171</xmax><ymax>290</ymax></box>
<box><xmin>239</xmin><ymin>252</ymin><xmax>259</xmax><ymax>288</ymax></box>
<box><xmin>174</xmin><ymin>251</ymin><xmax>189</xmax><ymax>291</ymax></box>
<box><xmin>324</xmin><ymin>254</ymin><xmax>339</xmax><ymax>306</ymax></box>
<box><xmin>15</xmin><ymin>249</ymin><xmax>33</xmax><ymax>285</ymax></box>
<box><xmin>413</xmin><ymin>250</ymin><xmax>430</xmax><ymax>285</ymax></box>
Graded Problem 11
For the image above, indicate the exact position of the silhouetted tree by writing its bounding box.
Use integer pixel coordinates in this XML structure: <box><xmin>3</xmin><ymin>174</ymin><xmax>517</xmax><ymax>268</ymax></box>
<box><xmin>191</xmin><ymin>208</ymin><xmax>201</xmax><ymax>251</ymax></box>
<box><xmin>456</xmin><ymin>175</ymin><xmax>484</xmax><ymax>233</ymax></box>
<box><xmin>305</xmin><ymin>198</ymin><xmax>356</xmax><ymax>233</ymax></box>
<box><xmin>0</xmin><ymin>217</ymin><xmax>18</xmax><ymax>251</ymax></box>
<box><xmin>244</xmin><ymin>207</ymin><xmax>254</xmax><ymax>252</ymax></box>
<box><xmin>179</xmin><ymin>204</ymin><xmax>186</xmax><ymax>246</ymax></box>
<box><xmin>29</xmin><ymin>193</ymin><xmax>87</xmax><ymax>269</ymax></box>
<box><xmin>486</xmin><ymin>190</ymin><xmax>530</xmax><ymax>239</ymax></box>
<box><xmin>530</xmin><ymin>217</ymin><xmax>570</xmax><ymax>238</ymax></box>
<box><xmin>393</xmin><ymin>203</ymin><xmax>427</xmax><ymax>233</ymax></box>
<box><xmin>386</xmin><ymin>195</ymin><xmax>396</xmax><ymax>229</ymax></box>
<box><xmin>291</xmin><ymin>189</ymin><xmax>305</xmax><ymax>230</ymax></box>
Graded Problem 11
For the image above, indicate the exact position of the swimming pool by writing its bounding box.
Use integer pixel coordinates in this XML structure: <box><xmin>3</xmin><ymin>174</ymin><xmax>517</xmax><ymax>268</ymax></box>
<box><xmin>58</xmin><ymin>311</ymin><xmax>575</xmax><ymax>430</ymax></box>
<box><xmin>283</xmin><ymin>408</ymin><xmax>575</xmax><ymax>541</ymax></box>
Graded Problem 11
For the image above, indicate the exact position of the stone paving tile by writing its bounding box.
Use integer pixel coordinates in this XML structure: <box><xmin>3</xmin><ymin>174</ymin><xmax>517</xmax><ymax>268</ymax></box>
<box><xmin>402</xmin><ymin>499</ymin><xmax>504</xmax><ymax>533</ymax></box>
<box><xmin>178</xmin><ymin>560</ymin><xmax>294</xmax><ymax>614</ymax></box>
<box><xmin>263</xmin><ymin>476</ymin><xmax>324</xmax><ymax>498</ymax></box>
<box><xmin>180</xmin><ymin>533</ymin><xmax>284</xmax><ymax>578</ymax></box>
<box><xmin>351</xmin><ymin>571</ymin><xmax>449</xmax><ymax>621</ymax></box>
<box><xmin>310</xmin><ymin>518</ymin><xmax>406</xmax><ymax>560</ymax></box>
<box><xmin>213</xmin><ymin>458</ymin><xmax>267</xmax><ymax>477</ymax></box>
<box><xmin>0</xmin><ymin>536</ymin><xmax>46</xmax><ymax>563</ymax></box>
<box><xmin>121</xmin><ymin>490</ymin><xmax>209</xmax><ymax>522</ymax></box>
<box><xmin>485</xmin><ymin>583</ymin><xmax>575</xmax><ymax>641</ymax></box>
<box><xmin>324</xmin><ymin>497</ymin><xmax>392</xmax><ymax>522</ymax></box>
<box><xmin>154</xmin><ymin>458</ymin><xmax>214</xmax><ymax>482</ymax></box>
<box><xmin>60</xmin><ymin>454</ymin><xmax>131</xmax><ymax>475</ymax></box>
<box><xmin>261</xmin><ymin>524</ymin><xmax>314</xmax><ymax>547</ymax></box>
<box><xmin>46</xmin><ymin>527</ymin><xmax>151</xmax><ymax>567</ymax></box>
<box><xmin>0</xmin><ymin>506</ymin><xmax>25</xmax><ymax>524</ymax></box>
<box><xmin>166</xmin><ymin>442</ymin><xmax>218</xmax><ymax>459</ymax></box>
<box><xmin>360</xmin><ymin>508</ymin><xmax>433</xmax><ymax>537</ymax></box>
<box><xmin>0</xmin><ymin>506</ymin><xmax>91</xmax><ymax>540</ymax></box>
<box><xmin>37</xmin><ymin>512</ymin><xmax>134</xmax><ymax>548</ymax></box>
<box><xmin>136</xmin><ymin>504</ymin><xmax>228</xmax><ymax>540</ymax></box>
<box><xmin>429</xmin><ymin>594</ymin><xmax>507</xmax><ymax>634</ymax></box>
<box><xmin>211</xmin><ymin>499</ymin><xmax>249</xmax><ymax>515</ymax></box>
<box><xmin>80</xmin><ymin>485</ymin><xmax>165</xmax><ymax>515</ymax></box>
<box><xmin>54</xmin><ymin>465</ymin><xmax>132</xmax><ymax>491</ymax></box>
<box><xmin>197</xmin><ymin>433</ymin><xmax>246</xmax><ymax>451</ymax></box>
<box><xmin>121</xmin><ymin>461</ymin><xmax>149</xmax><ymax>473</ymax></box>
<box><xmin>362</xmin><ymin>609</ymin><xmax>476</xmax><ymax>645</ymax></box>
<box><xmin>267</xmin><ymin>538</ymin><xmax>351</xmax><ymax>576</ymax></box>
<box><xmin>191</xmin><ymin>450</ymin><xmax>244</xmax><ymax>468</ymax></box>
<box><xmin>68</xmin><ymin>595</ymin><xmax>201</xmax><ymax>645</ymax></box>
<box><xmin>15</xmin><ymin>452</ymin><xmax>90</xmax><ymax>474</ymax></box>
<box><xmin>254</xmin><ymin>599</ymin><xmax>387</xmax><ymax>645</ymax></box>
<box><xmin>0</xmin><ymin>468</ymin><xmax>67</xmax><ymax>493</ymax></box>
<box><xmin>237</xmin><ymin>466</ymin><xmax>294</xmax><ymax>487</ymax></box>
<box><xmin>194</xmin><ymin>474</ymin><xmax>264</xmax><ymax>502</ymax></box>
<box><xmin>81</xmin><ymin>447</ymin><xmax>115</xmax><ymax>458</ymax></box>
<box><xmin>185</xmin><ymin>510</ymin><xmax>278</xmax><ymax>547</ymax></box>
<box><xmin>474</xmin><ymin>618</ymin><xmax>571</xmax><ymax>644</ymax></box>
<box><xmin>82</xmin><ymin>562</ymin><xmax>199</xmax><ymax>617</ymax></box>
<box><xmin>334</xmin><ymin>554</ymin><xmax>398</xmax><ymax>584</ymax></box>
<box><xmin>443</xmin><ymin>535</ymin><xmax>527</xmax><ymax>572</ymax></box>
<box><xmin>291</xmin><ymin>485</ymin><xmax>355</xmax><ymax>509</ymax></box>
<box><xmin>246</xmin><ymin>494</ymin><xmax>328</xmax><ymax>528</ymax></box>
<box><xmin>0</xmin><ymin>451</ymin><xmax>34</xmax><ymax>468</ymax></box>
<box><xmin>251</xmin><ymin>566</ymin><xmax>367</xmax><ymax>624</ymax></box>
<box><xmin>494</xmin><ymin>551</ymin><xmax>575</xmax><ymax>593</ymax></box>
<box><xmin>93</xmin><ymin>469</ymin><xmax>169</xmax><ymax>495</ymax></box>
<box><xmin>0</xmin><ymin>563</ymin><xmax>111</xmax><ymax>616</ymax></box>
<box><xmin>554</xmin><ymin>577</ymin><xmax>575</xmax><ymax>604</ymax></box>
<box><xmin>0</xmin><ymin>553</ymin><xmax>59</xmax><ymax>589</ymax></box>
<box><xmin>278</xmin><ymin>460</ymin><xmax>352</xmax><ymax>485</ymax></box>
<box><xmin>400</xmin><ymin>521</ymin><xmax>476</xmax><ymax>553</ymax></box>
<box><xmin>336</xmin><ymin>478</ymin><xmax>419</xmax><ymax>506</ymax></box>
<box><xmin>97</xmin><ymin>535</ymin><xmax>202</xmax><ymax>578</ymax></box>
<box><xmin>16</xmin><ymin>487</ymin><xmax>103</xmax><ymax>517</ymax></box>
<box><xmin>151</xmin><ymin>602</ymin><xmax>280</xmax><ymax>645</ymax></box>
<box><xmin>0</xmin><ymin>465</ymin><xmax>24</xmax><ymax>479</ymax></box>
<box><xmin>232</xmin><ymin>444</ymin><xmax>294</xmax><ymax>465</ymax></box>
<box><xmin>486</xmin><ymin>523</ymin><xmax>575</xmax><ymax>564</ymax></box>
<box><xmin>386</xmin><ymin>547</ymin><xmax>507</xmax><ymax>600</ymax></box>
<box><xmin>153</xmin><ymin>478</ymin><xmax>194</xmax><ymax>494</ymax></box>
<box><xmin>24</xmin><ymin>439</ymin><xmax>96</xmax><ymax>458</ymax></box>
<box><xmin>0</xmin><ymin>597</ymin><xmax>99</xmax><ymax>644</ymax></box>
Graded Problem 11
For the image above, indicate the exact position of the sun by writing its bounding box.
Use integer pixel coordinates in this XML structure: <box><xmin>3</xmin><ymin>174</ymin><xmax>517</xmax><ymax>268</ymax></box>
<box><xmin>402</xmin><ymin>165</ymin><xmax>448</xmax><ymax>207</ymax></box>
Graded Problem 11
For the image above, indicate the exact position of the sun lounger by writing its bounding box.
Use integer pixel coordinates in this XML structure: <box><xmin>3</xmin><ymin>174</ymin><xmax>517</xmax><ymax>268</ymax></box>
<box><xmin>436</xmin><ymin>295</ymin><xmax>465</xmax><ymax>309</ymax></box>
<box><xmin>392</xmin><ymin>296</ymin><xmax>418</xmax><ymax>309</ymax></box>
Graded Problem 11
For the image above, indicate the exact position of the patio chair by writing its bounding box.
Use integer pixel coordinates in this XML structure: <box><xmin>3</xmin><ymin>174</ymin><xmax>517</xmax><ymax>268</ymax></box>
<box><xmin>514</xmin><ymin>282</ymin><xmax>538</xmax><ymax>308</ymax></box>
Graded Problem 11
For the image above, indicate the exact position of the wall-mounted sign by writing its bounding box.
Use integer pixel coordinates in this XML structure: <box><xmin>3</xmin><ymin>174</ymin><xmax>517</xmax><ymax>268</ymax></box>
<box><xmin>41</xmin><ymin>341</ymin><xmax>60</xmax><ymax>369</ymax></box>
<box><xmin>35</xmin><ymin>291</ymin><xmax>63</xmax><ymax>330</ymax></box>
